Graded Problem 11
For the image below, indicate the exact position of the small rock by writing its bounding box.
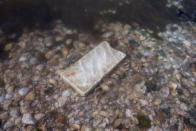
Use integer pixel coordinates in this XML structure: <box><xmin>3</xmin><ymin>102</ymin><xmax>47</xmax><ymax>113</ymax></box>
<box><xmin>45</xmin><ymin>50</ymin><xmax>54</xmax><ymax>60</ymax></box>
<box><xmin>160</xmin><ymin>103</ymin><xmax>169</xmax><ymax>109</ymax></box>
<box><xmin>4</xmin><ymin>43</ymin><xmax>13</xmax><ymax>51</ymax></box>
<box><xmin>171</xmin><ymin>89</ymin><xmax>178</xmax><ymax>96</ymax></box>
<box><xmin>139</xmin><ymin>99</ymin><xmax>148</xmax><ymax>106</ymax></box>
<box><xmin>0</xmin><ymin>96</ymin><xmax>5</xmax><ymax>104</ymax></box>
<box><xmin>180</xmin><ymin>103</ymin><xmax>188</xmax><ymax>111</ymax></box>
<box><xmin>139</xmin><ymin>35</ymin><xmax>145</xmax><ymax>41</ymax></box>
<box><xmin>66</xmin><ymin>39</ymin><xmax>72</xmax><ymax>45</ymax></box>
<box><xmin>22</xmin><ymin>113</ymin><xmax>35</xmax><ymax>125</ymax></box>
<box><xmin>34</xmin><ymin>113</ymin><xmax>45</xmax><ymax>121</ymax></box>
<box><xmin>25</xmin><ymin>91</ymin><xmax>35</xmax><ymax>100</ymax></box>
<box><xmin>0</xmin><ymin>112</ymin><xmax>8</xmax><ymax>120</ymax></box>
<box><xmin>49</xmin><ymin>79</ymin><xmax>56</xmax><ymax>85</ymax></box>
<box><xmin>100</xmin><ymin>84</ymin><xmax>109</xmax><ymax>91</ymax></box>
<box><xmin>66</xmin><ymin>30</ymin><xmax>73</xmax><ymax>35</ymax></box>
<box><xmin>18</xmin><ymin>41</ymin><xmax>26</xmax><ymax>48</ymax></box>
<box><xmin>79</xmin><ymin>42</ymin><xmax>85</xmax><ymax>48</ymax></box>
<box><xmin>55</xmin><ymin>90</ymin><xmax>71</xmax><ymax>108</ymax></box>
<box><xmin>82</xmin><ymin>126</ymin><xmax>93</xmax><ymax>131</ymax></box>
<box><xmin>102</xmin><ymin>32</ymin><xmax>114</xmax><ymax>38</ymax></box>
<box><xmin>154</xmin><ymin>99</ymin><xmax>162</xmax><ymax>105</ymax></box>
<box><xmin>10</xmin><ymin>108</ymin><xmax>20</xmax><ymax>118</ymax></box>
<box><xmin>61</xmin><ymin>48</ymin><xmax>68</xmax><ymax>57</ymax></box>
<box><xmin>147</xmin><ymin>29</ymin><xmax>154</xmax><ymax>34</ymax></box>
<box><xmin>190</xmin><ymin>118</ymin><xmax>196</xmax><ymax>127</ymax></box>
<box><xmin>55</xmin><ymin>36</ymin><xmax>64</xmax><ymax>42</ymax></box>
<box><xmin>3</xmin><ymin>120</ymin><xmax>13</xmax><ymax>129</ymax></box>
<box><xmin>160</xmin><ymin>87</ymin><xmax>169</xmax><ymax>98</ymax></box>
<box><xmin>3</xmin><ymin>100</ymin><xmax>11</xmax><ymax>110</ymax></box>
<box><xmin>19</xmin><ymin>56</ymin><xmax>27</xmax><ymax>62</ymax></box>
<box><xmin>113</xmin><ymin>119</ymin><xmax>121</xmax><ymax>128</ymax></box>
<box><xmin>71</xmin><ymin>123</ymin><xmax>80</xmax><ymax>129</ymax></box>
<box><xmin>6</xmin><ymin>86</ymin><xmax>14</xmax><ymax>92</ymax></box>
<box><xmin>125</xmin><ymin>109</ymin><xmax>133</xmax><ymax>118</ymax></box>
<box><xmin>5</xmin><ymin>92</ymin><xmax>13</xmax><ymax>99</ymax></box>
<box><xmin>18</xmin><ymin>88</ymin><xmax>30</xmax><ymax>96</ymax></box>
<box><xmin>183</xmin><ymin>40</ymin><xmax>191</xmax><ymax>47</ymax></box>
<box><xmin>168</xmin><ymin>82</ymin><xmax>177</xmax><ymax>90</ymax></box>
<box><xmin>29</xmin><ymin>57</ymin><xmax>38</xmax><ymax>65</ymax></box>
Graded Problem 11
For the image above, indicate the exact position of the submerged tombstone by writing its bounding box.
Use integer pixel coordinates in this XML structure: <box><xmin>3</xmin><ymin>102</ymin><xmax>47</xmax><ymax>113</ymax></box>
<box><xmin>58</xmin><ymin>41</ymin><xmax>126</xmax><ymax>96</ymax></box>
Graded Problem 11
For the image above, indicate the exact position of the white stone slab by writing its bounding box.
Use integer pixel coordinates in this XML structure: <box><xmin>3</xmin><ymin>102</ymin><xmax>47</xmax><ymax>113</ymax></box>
<box><xmin>58</xmin><ymin>41</ymin><xmax>126</xmax><ymax>96</ymax></box>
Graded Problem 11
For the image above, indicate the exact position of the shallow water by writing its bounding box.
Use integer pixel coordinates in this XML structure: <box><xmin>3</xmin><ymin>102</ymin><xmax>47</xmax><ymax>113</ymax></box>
<box><xmin>0</xmin><ymin>0</ymin><xmax>183</xmax><ymax>34</ymax></box>
<box><xmin>0</xmin><ymin>0</ymin><xmax>195</xmax><ymax>61</ymax></box>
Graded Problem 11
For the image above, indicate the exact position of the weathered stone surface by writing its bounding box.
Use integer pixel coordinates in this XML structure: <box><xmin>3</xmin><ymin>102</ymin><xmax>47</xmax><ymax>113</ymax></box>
<box><xmin>58</xmin><ymin>41</ymin><xmax>126</xmax><ymax>95</ymax></box>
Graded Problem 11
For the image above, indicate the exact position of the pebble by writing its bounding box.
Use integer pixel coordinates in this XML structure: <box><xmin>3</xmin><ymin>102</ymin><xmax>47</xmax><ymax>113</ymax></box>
<box><xmin>100</xmin><ymin>84</ymin><xmax>109</xmax><ymax>91</ymax></box>
<box><xmin>168</xmin><ymin>82</ymin><xmax>177</xmax><ymax>90</ymax></box>
<box><xmin>0</xmin><ymin>112</ymin><xmax>8</xmax><ymax>120</ymax></box>
<box><xmin>3</xmin><ymin>120</ymin><xmax>13</xmax><ymax>129</ymax></box>
<box><xmin>61</xmin><ymin>48</ymin><xmax>68</xmax><ymax>57</ymax></box>
<box><xmin>34</xmin><ymin>113</ymin><xmax>45</xmax><ymax>121</ymax></box>
<box><xmin>180</xmin><ymin>103</ymin><xmax>188</xmax><ymax>111</ymax></box>
<box><xmin>71</xmin><ymin>123</ymin><xmax>81</xmax><ymax>129</ymax></box>
<box><xmin>55</xmin><ymin>90</ymin><xmax>71</xmax><ymax>108</ymax></box>
<box><xmin>22</xmin><ymin>113</ymin><xmax>35</xmax><ymax>125</ymax></box>
<box><xmin>160</xmin><ymin>103</ymin><xmax>169</xmax><ymax>109</ymax></box>
<box><xmin>29</xmin><ymin>57</ymin><xmax>38</xmax><ymax>65</ymax></box>
<box><xmin>171</xmin><ymin>89</ymin><xmax>177</xmax><ymax>96</ymax></box>
<box><xmin>25</xmin><ymin>91</ymin><xmax>35</xmax><ymax>100</ymax></box>
<box><xmin>4</xmin><ymin>43</ymin><xmax>13</xmax><ymax>51</ymax></box>
<box><xmin>113</xmin><ymin>119</ymin><xmax>121</xmax><ymax>128</ymax></box>
<box><xmin>55</xmin><ymin>36</ymin><xmax>64</xmax><ymax>42</ymax></box>
<box><xmin>18</xmin><ymin>88</ymin><xmax>30</xmax><ymax>96</ymax></box>
<box><xmin>139</xmin><ymin>99</ymin><xmax>148</xmax><ymax>106</ymax></box>
<box><xmin>10</xmin><ymin>108</ymin><xmax>20</xmax><ymax>118</ymax></box>
<box><xmin>154</xmin><ymin>99</ymin><xmax>162</xmax><ymax>105</ymax></box>
<box><xmin>5</xmin><ymin>92</ymin><xmax>13</xmax><ymax>99</ymax></box>
<box><xmin>3</xmin><ymin>100</ymin><xmax>11</xmax><ymax>110</ymax></box>
<box><xmin>45</xmin><ymin>50</ymin><xmax>54</xmax><ymax>60</ymax></box>
<box><xmin>0</xmin><ymin>96</ymin><xmax>5</xmax><ymax>104</ymax></box>
<box><xmin>102</xmin><ymin>32</ymin><xmax>114</xmax><ymax>38</ymax></box>
<box><xmin>125</xmin><ymin>109</ymin><xmax>133</xmax><ymax>118</ymax></box>
<box><xmin>160</xmin><ymin>87</ymin><xmax>170</xmax><ymax>98</ymax></box>
<box><xmin>66</xmin><ymin>39</ymin><xmax>72</xmax><ymax>45</ymax></box>
<box><xmin>6</xmin><ymin>86</ymin><xmax>14</xmax><ymax>93</ymax></box>
<box><xmin>19</xmin><ymin>56</ymin><xmax>27</xmax><ymax>62</ymax></box>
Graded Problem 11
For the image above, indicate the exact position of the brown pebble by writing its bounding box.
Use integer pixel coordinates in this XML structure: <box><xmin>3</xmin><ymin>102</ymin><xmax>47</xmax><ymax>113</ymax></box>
<box><xmin>62</xmin><ymin>48</ymin><xmax>68</xmax><ymax>57</ymax></box>
<box><xmin>154</xmin><ymin>99</ymin><xmax>162</xmax><ymax>105</ymax></box>
<box><xmin>66</xmin><ymin>39</ymin><xmax>72</xmax><ymax>45</ymax></box>
<box><xmin>4</xmin><ymin>43</ymin><xmax>13</xmax><ymax>51</ymax></box>
<box><xmin>100</xmin><ymin>84</ymin><xmax>109</xmax><ymax>91</ymax></box>
<box><xmin>71</xmin><ymin>123</ymin><xmax>80</xmax><ymax>129</ymax></box>
<box><xmin>25</xmin><ymin>91</ymin><xmax>35</xmax><ymax>101</ymax></box>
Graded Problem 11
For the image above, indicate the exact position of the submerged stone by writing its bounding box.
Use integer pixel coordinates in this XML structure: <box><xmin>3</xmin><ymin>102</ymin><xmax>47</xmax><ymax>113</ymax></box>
<box><xmin>58</xmin><ymin>41</ymin><xmax>126</xmax><ymax>96</ymax></box>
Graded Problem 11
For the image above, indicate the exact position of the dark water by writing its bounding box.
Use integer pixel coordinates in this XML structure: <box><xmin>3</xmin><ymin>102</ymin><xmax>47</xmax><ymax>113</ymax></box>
<box><xmin>0</xmin><ymin>0</ymin><xmax>195</xmax><ymax>42</ymax></box>
<box><xmin>0</xmin><ymin>0</ymin><xmax>181</xmax><ymax>34</ymax></box>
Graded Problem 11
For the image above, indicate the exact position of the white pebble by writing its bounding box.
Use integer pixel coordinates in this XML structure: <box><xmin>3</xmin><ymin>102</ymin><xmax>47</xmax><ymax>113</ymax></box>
<box><xmin>18</xmin><ymin>88</ymin><xmax>30</xmax><ymax>96</ymax></box>
<box><xmin>5</xmin><ymin>92</ymin><xmax>13</xmax><ymax>99</ymax></box>
<box><xmin>22</xmin><ymin>113</ymin><xmax>35</xmax><ymax>125</ymax></box>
